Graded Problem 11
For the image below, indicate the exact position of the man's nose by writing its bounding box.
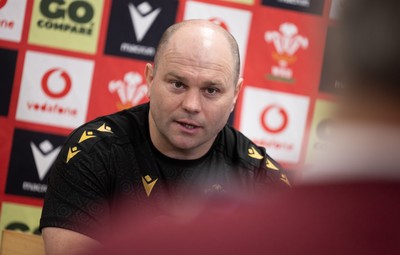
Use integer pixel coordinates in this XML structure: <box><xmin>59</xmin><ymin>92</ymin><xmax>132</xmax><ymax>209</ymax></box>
<box><xmin>181</xmin><ymin>90</ymin><xmax>202</xmax><ymax>114</ymax></box>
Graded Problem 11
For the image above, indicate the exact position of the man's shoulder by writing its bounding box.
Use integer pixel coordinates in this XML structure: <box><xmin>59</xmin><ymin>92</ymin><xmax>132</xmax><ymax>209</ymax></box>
<box><xmin>219</xmin><ymin>125</ymin><xmax>290</xmax><ymax>187</ymax></box>
<box><xmin>59</xmin><ymin>104</ymin><xmax>149</xmax><ymax>165</ymax></box>
<box><xmin>218</xmin><ymin>125</ymin><xmax>264</xmax><ymax>166</ymax></box>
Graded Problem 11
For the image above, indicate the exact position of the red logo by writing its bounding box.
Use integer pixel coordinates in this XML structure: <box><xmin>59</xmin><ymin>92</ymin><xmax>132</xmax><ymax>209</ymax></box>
<box><xmin>108</xmin><ymin>71</ymin><xmax>148</xmax><ymax>110</ymax></box>
<box><xmin>41</xmin><ymin>68</ymin><xmax>72</xmax><ymax>98</ymax></box>
<box><xmin>265</xmin><ymin>22</ymin><xmax>309</xmax><ymax>83</ymax></box>
<box><xmin>260</xmin><ymin>105</ymin><xmax>288</xmax><ymax>133</ymax></box>
<box><xmin>208</xmin><ymin>17</ymin><xmax>229</xmax><ymax>31</ymax></box>
<box><xmin>0</xmin><ymin>0</ymin><xmax>7</xmax><ymax>9</ymax></box>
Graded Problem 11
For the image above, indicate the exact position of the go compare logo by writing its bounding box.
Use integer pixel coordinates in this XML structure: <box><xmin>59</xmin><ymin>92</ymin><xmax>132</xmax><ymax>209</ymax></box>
<box><xmin>37</xmin><ymin>0</ymin><xmax>94</xmax><ymax>35</ymax></box>
<box><xmin>28</xmin><ymin>0</ymin><xmax>104</xmax><ymax>54</ymax></box>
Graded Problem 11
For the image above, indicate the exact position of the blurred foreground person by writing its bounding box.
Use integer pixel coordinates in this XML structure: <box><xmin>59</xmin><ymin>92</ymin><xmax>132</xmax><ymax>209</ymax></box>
<box><xmin>91</xmin><ymin>1</ymin><xmax>400</xmax><ymax>254</ymax></box>
<box><xmin>40</xmin><ymin>20</ymin><xmax>289</xmax><ymax>255</ymax></box>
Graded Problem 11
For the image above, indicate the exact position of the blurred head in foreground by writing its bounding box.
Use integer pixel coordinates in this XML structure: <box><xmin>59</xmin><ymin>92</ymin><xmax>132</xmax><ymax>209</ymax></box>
<box><xmin>338</xmin><ymin>0</ymin><xmax>400</xmax><ymax>124</ymax></box>
<box><xmin>304</xmin><ymin>0</ymin><xmax>400</xmax><ymax>181</ymax></box>
<box><xmin>90</xmin><ymin>1</ymin><xmax>400</xmax><ymax>254</ymax></box>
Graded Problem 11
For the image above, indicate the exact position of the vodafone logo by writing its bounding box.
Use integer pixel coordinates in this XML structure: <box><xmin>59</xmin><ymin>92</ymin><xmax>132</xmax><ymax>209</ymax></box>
<box><xmin>260</xmin><ymin>105</ymin><xmax>288</xmax><ymax>134</ymax></box>
<box><xmin>0</xmin><ymin>0</ymin><xmax>27</xmax><ymax>42</ymax></box>
<box><xmin>0</xmin><ymin>0</ymin><xmax>13</xmax><ymax>30</ymax></box>
<box><xmin>0</xmin><ymin>0</ymin><xmax>7</xmax><ymax>9</ymax></box>
<box><xmin>240</xmin><ymin>86</ymin><xmax>310</xmax><ymax>163</ymax></box>
<box><xmin>208</xmin><ymin>17</ymin><xmax>229</xmax><ymax>31</ymax></box>
<box><xmin>41</xmin><ymin>68</ymin><xmax>72</xmax><ymax>99</ymax></box>
<box><xmin>25</xmin><ymin>67</ymin><xmax>77</xmax><ymax>116</ymax></box>
<box><xmin>16</xmin><ymin>51</ymin><xmax>94</xmax><ymax>129</ymax></box>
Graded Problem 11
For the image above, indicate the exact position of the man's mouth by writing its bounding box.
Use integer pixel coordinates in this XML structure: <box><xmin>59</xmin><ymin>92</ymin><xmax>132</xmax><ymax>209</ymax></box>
<box><xmin>180</xmin><ymin>123</ymin><xmax>196</xmax><ymax>129</ymax></box>
<box><xmin>176</xmin><ymin>120</ymin><xmax>201</xmax><ymax>130</ymax></box>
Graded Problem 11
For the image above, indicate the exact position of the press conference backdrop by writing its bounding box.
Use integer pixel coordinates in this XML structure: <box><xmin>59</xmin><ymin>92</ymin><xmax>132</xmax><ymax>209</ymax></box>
<box><xmin>0</xmin><ymin>0</ymin><xmax>340</xmax><ymax>235</ymax></box>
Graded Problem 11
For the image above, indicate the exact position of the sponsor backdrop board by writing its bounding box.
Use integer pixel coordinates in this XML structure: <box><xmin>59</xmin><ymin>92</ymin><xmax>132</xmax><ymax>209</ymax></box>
<box><xmin>28</xmin><ymin>0</ymin><xmax>105</xmax><ymax>54</ymax></box>
<box><xmin>0</xmin><ymin>0</ymin><xmax>340</xmax><ymax>224</ymax></box>
<box><xmin>0</xmin><ymin>0</ymin><xmax>28</xmax><ymax>42</ymax></box>
<box><xmin>0</xmin><ymin>48</ymin><xmax>17</xmax><ymax>117</ymax></box>
<box><xmin>0</xmin><ymin>202</ymin><xmax>43</xmax><ymax>241</ymax></box>
<box><xmin>305</xmin><ymin>99</ymin><xmax>337</xmax><ymax>164</ymax></box>
<box><xmin>16</xmin><ymin>51</ymin><xmax>94</xmax><ymax>129</ymax></box>
<box><xmin>5</xmin><ymin>129</ymin><xmax>66</xmax><ymax>199</ymax></box>
<box><xmin>261</xmin><ymin>0</ymin><xmax>325</xmax><ymax>15</ymax></box>
<box><xmin>104</xmin><ymin>0</ymin><xmax>179</xmax><ymax>61</ymax></box>
<box><xmin>183</xmin><ymin>1</ymin><xmax>252</xmax><ymax>74</ymax></box>
<box><xmin>239</xmin><ymin>86</ymin><xmax>310</xmax><ymax>163</ymax></box>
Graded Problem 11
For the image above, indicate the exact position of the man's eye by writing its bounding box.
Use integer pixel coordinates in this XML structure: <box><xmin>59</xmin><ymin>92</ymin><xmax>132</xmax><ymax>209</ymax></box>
<box><xmin>205</xmin><ymin>88</ymin><xmax>219</xmax><ymax>95</ymax></box>
<box><xmin>171</xmin><ymin>81</ymin><xmax>184</xmax><ymax>89</ymax></box>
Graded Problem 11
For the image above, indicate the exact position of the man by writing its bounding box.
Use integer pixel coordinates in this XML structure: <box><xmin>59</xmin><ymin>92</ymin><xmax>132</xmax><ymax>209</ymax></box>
<box><xmin>40</xmin><ymin>20</ymin><xmax>289</xmax><ymax>254</ymax></box>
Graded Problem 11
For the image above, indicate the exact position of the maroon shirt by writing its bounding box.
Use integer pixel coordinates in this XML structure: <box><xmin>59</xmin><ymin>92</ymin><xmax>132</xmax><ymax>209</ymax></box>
<box><xmin>93</xmin><ymin>181</ymin><xmax>400</xmax><ymax>255</ymax></box>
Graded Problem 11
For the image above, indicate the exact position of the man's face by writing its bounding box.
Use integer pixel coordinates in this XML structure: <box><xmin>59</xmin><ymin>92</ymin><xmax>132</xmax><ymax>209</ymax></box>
<box><xmin>146</xmin><ymin>27</ymin><xmax>242</xmax><ymax>159</ymax></box>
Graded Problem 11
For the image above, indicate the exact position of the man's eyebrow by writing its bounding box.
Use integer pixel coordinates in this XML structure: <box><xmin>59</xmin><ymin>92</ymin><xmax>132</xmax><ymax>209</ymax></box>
<box><xmin>165</xmin><ymin>72</ymin><xmax>226</xmax><ymax>87</ymax></box>
<box><xmin>204</xmin><ymin>80</ymin><xmax>224</xmax><ymax>86</ymax></box>
<box><xmin>165</xmin><ymin>72</ymin><xmax>187</xmax><ymax>82</ymax></box>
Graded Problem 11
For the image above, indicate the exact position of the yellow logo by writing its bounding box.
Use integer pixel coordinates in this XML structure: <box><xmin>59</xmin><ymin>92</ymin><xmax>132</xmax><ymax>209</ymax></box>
<box><xmin>28</xmin><ymin>0</ymin><xmax>105</xmax><ymax>54</ymax></box>
<box><xmin>280</xmin><ymin>174</ymin><xmax>291</xmax><ymax>187</ymax></box>
<box><xmin>78</xmin><ymin>131</ymin><xmax>96</xmax><ymax>143</ymax></box>
<box><xmin>248</xmin><ymin>146</ymin><xmax>263</xmax><ymax>160</ymax></box>
<box><xmin>141</xmin><ymin>175</ymin><xmax>158</xmax><ymax>197</ymax></box>
<box><xmin>97</xmin><ymin>123</ymin><xmax>113</xmax><ymax>133</ymax></box>
<box><xmin>266</xmin><ymin>159</ymin><xmax>279</xmax><ymax>171</ymax></box>
<box><xmin>66</xmin><ymin>146</ymin><xmax>80</xmax><ymax>163</ymax></box>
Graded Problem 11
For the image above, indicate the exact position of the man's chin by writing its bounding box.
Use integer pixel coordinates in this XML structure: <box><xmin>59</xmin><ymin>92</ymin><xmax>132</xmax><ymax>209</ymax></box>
<box><xmin>170</xmin><ymin>139</ymin><xmax>208</xmax><ymax>156</ymax></box>
<box><xmin>172</xmin><ymin>141</ymin><xmax>199</xmax><ymax>151</ymax></box>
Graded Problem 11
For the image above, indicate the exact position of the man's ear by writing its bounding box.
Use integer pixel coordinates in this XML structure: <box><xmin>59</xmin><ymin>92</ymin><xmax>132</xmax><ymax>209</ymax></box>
<box><xmin>231</xmin><ymin>77</ymin><xmax>243</xmax><ymax>112</ymax></box>
<box><xmin>145</xmin><ymin>63</ymin><xmax>154</xmax><ymax>98</ymax></box>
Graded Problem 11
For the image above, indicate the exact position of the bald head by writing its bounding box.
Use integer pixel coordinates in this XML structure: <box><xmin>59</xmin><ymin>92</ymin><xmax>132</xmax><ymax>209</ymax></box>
<box><xmin>154</xmin><ymin>20</ymin><xmax>241</xmax><ymax>84</ymax></box>
<box><xmin>145</xmin><ymin>20</ymin><xmax>244</xmax><ymax>159</ymax></box>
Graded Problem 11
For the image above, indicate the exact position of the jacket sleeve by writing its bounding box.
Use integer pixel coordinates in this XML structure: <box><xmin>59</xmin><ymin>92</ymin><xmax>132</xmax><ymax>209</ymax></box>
<box><xmin>39</xmin><ymin>122</ymin><xmax>116</xmax><ymax>241</ymax></box>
